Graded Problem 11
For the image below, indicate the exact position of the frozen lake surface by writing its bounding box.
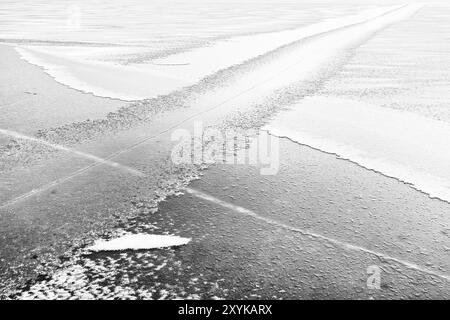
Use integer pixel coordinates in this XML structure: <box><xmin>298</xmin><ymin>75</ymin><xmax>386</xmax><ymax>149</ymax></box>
<box><xmin>1</xmin><ymin>0</ymin><xmax>450</xmax><ymax>300</ymax></box>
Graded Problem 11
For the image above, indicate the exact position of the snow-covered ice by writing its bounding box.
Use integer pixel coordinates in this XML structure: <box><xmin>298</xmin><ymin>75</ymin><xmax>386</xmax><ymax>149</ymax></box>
<box><xmin>12</xmin><ymin>5</ymin><xmax>419</xmax><ymax>100</ymax></box>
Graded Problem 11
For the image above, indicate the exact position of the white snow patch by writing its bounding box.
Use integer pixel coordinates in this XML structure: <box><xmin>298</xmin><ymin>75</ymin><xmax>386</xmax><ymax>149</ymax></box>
<box><xmin>264</xmin><ymin>96</ymin><xmax>450</xmax><ymax>203</ymax></box>
<box><xmin>87</xmin><ymin>234</ymin><xmax>191</xmax><ymax>252</ymax></box>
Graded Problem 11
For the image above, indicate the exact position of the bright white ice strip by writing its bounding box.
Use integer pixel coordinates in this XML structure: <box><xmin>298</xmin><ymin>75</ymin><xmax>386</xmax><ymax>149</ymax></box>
<box><xmin>263</xmin><ymin>96</ymin><xmax>450</xmax><ymax>202</ymax></box>
<box><xmin>15</xmin><ymin>46</ymin><xmax>190</xmax><ymax>101</ymax></box>
<box><xmin>14</xmin><ymin>5</ymin><xmax>413</xmax><ymax>101</ymax></box>
<box><xmin>87</xmin><ymin>234</ymin><xmax>191</xmax><ymax>251</ymax></box>
<box><xmin>0</xmin><ymin>128</ymin><xmax>144</xmax><ymax>177</ymax></box>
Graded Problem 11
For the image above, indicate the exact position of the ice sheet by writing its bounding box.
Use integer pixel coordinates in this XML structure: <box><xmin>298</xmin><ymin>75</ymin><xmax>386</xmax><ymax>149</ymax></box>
<box><xmin>264</xmin><ymin>96</ymin><xmax>450</xmax><ymax>202</ymax></box>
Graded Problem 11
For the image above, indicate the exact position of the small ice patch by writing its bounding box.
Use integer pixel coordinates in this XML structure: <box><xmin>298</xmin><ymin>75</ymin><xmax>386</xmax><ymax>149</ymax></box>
<box><xmin>87</xmin><ymin>234</ymin><xmax>191</xmax><ymax>252</ymax></box>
